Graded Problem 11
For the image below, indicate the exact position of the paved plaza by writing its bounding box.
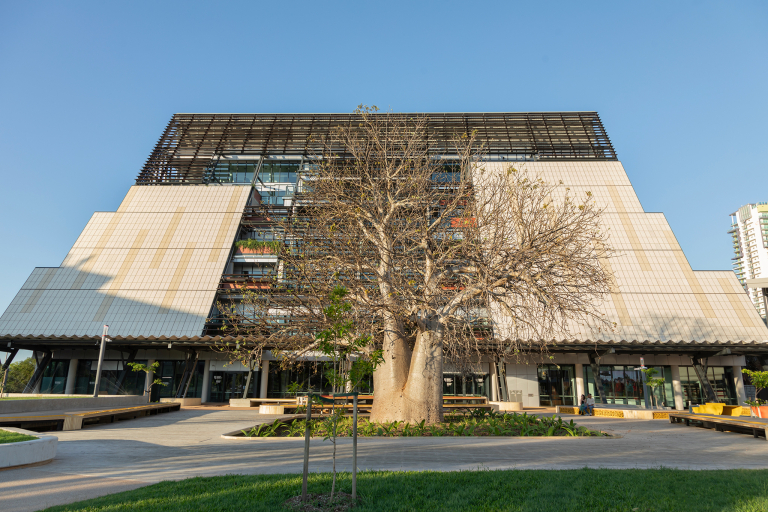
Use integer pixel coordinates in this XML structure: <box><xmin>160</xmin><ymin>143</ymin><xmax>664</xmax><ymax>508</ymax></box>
<box><xmin>2</xmin><ymin>407</ymin><xmax>767</xmax><ymax>511</ymax></box>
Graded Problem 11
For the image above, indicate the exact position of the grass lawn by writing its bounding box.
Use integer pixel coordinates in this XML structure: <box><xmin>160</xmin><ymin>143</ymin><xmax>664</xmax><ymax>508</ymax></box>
<box><xmin>0</xmin><ymin>429</ymin><xmax>37</xmax><ymax>444</ymax></box>
<box><xmin>42</xmin><ymin>469</ymin><xmax>768</xmax><ymax>511</ymax></box>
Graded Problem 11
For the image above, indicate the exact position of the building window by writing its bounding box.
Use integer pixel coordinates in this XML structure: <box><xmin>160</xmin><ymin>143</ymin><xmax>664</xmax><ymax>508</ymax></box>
<box><xmin>233</xmin><ymin>263</ymin><xmax>276</xmax><ymax>277</ymax></box>
<box><xmin>152</xmin><ymin>361</ymin><xmax>205</xmax><ymax>401</ymax></box>
<box><xmin>74</xmin><ymin>360</ymin><xmax>148</xmax><ymax>395</ymax></box>
<box><xmin>677</xmin><ymin>366</ymin><xmax>737</xmax><ymax>406</ymax></box>
<box><xmin>266</xmin><ymin>361</ymin><xmax>374</xmax><ymax>398</ymax></box>
<box><xmin>443</xmin><ymin>373</ymin><xmax>490</xmax><ymax>399</ymax></box>
<box><xmin>209</xmin><ymin>370</ymin><xmax>259</xmax><ymax>402</ymax></box>
<box><xmin>39</xmin><ymin>360</ymin><xmax>70</xmax><ymax>394</ymax></box>
<box><xmin>583</xmin><ymin>365</ymin><xmax>674</xmax><ymax>407</ymax></box>
<box><xmin>538</xmin><ymin>364</ymin><xmax>575</xmax><ymax>406</ymax></box>
<box><xmin>258</xmin><ymin>162</ymin><xmax>299</xmax><ymax>184</ymax></box>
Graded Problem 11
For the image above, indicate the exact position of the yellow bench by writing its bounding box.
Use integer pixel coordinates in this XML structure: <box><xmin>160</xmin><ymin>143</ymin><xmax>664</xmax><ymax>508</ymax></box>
<box><xmin>692</xmin><ymin>403</ymin><xmax>742</xmax><ymax>416</ymax></box>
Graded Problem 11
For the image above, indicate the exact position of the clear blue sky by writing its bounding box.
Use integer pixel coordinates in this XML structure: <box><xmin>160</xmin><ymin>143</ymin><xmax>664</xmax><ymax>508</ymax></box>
<box><xmin>0</xmin><ymin>1</ymin><xmax>766</xmax><ymax>358</ymax></box>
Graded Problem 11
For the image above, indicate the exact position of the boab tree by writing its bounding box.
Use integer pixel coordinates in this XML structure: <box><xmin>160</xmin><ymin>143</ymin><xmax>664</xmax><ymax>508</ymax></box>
<box><xmin>215</xmin><ymin>107</ymin><xmax>615</xmax><ymax>424</ymax></box>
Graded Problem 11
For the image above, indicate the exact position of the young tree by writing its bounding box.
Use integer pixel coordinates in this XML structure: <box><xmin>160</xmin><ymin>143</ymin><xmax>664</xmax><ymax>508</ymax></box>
<box><xmin>215</xmin><ymin>107</ymin><xmax>614</xmax><ymax>424</ymax></box>
<box><xmin>640</xmin><ymin>367</ymin><xmax>665</xmax><ymax>408</ymax></box>
<box><xmin>316</xmin><ymin>285</ymin><xmax>381</xmax><ymax>501</ymax></box>
<box><xmin>127</xmin><ymin>361</ymin><xmax>168</xmax><ymax>398</ymax></box>
<box><xmin>742</xmin><ymin>369</ymin><xmax>768</xmax><ymax>411</ymax></box>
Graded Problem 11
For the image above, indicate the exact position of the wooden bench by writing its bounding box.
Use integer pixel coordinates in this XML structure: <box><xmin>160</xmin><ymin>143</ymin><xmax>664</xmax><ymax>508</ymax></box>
<box><xmin>229</xmin><ymin>398</ymin><xmax>298</xmax><ymax>408</ymax></box>
<box><xmin>443</xmin><ymin>404</ymin><xmax>495</xmax><ymax>410</ymax></box>
<box><xmin>669</xmin><ymin>412</ymin><xmax>768</xmax><ymax>441</ymax></box>
<box><xmin>0</xmin><ymin>402</ymin><xmax>181</xmax><ymax>431</ymax></box>
<box><xmin>443</xmin><ymin>396</ymin><xmax>488</xmax><ymax>405</ymax></box>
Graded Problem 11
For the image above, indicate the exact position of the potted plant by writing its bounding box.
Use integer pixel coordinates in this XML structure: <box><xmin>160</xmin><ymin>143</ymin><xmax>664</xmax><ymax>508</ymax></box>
<box><xmin>234</xmin><ymin>239</ymin><xmax>281</xmax><ymax>255</ymax></box>
<box><xmin>742</xmin><ymin>369</ymin><xmax>768</xmax><ymax>418</ymax></box>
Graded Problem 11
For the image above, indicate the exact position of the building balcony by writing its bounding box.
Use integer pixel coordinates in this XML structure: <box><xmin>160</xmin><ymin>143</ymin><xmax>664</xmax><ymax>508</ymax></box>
<box><xmin>218</xmin><ymin>274</ymin><xmax>274</xmax><ymax>292</ymax></box>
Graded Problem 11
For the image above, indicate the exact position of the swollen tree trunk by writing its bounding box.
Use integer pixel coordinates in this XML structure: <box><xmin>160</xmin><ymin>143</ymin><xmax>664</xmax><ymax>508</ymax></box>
<box><xmin>370</xmin><ymin>315</ymin><xmax>411</xmax><ymax>422</ymax></box>
<box><xmin>370</xmin><ymin>318</ymin><xmax>444</xmax><ymax>424</ymax></box>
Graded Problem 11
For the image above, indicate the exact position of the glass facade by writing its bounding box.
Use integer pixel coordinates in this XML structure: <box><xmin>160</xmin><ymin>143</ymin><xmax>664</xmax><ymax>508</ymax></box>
<box><xmin>582</xmin><ymin>365</ymin><xmax>738</xmax><ymax>408</ymax></box>
<box><xmin>677</xmin><ymin>366</ymin><xmax>737</xmax><ymax>406</ymax></box>
<box><xmin>266</xmin><ymin>361</ymin><xmax>373</xmax><ymax>398</ymax></box>
<box><xmin>232</xmin><ymin>262</ymin><xmax>276</xmax><ymax>276</ymax></box>
<box><xmin>258</xmin><ymin>162</ymin><xmax>299</xmax><ymax>184</ymax></box>
<box><xmin>538</xmin><ymin>364</ymin><xmax>575</xmax><ymax>406</ymax></box>
<box><xmin>73</xmin><ymin>360</ymin><xmax>147</xmax><ymax>395</ymax></box>
<box><xmin>584</xmin><ymin>365</ymin><xmax>651</xmax><ymax>406</ymax></box>
<box><xmin>258</xmin><ymin>188</ymin><xmax>295</xmax><ymax>205</ymax></box>
<box><xmin>150</xmin><ymin>361</ymin><xmax>205</xmax><ymax>401</ymax></box>
<box><xmin>39</xmin><ymin>359</ymin><xmax>69</xmax><ymax>394</ymax></box>
<box><xmin>442</xmin><ymin>373</ymin><xmax>490</xmax><ymax>398</ymax></box>
<box><xmin>204</xmin><ymin>160</ymin><xmax>300</xmax><ymax>185</ymax></box>
<box><xmin>209</xmin><ymin>370</ymin><xmax>259</xmax><ymax>402</ymax></box>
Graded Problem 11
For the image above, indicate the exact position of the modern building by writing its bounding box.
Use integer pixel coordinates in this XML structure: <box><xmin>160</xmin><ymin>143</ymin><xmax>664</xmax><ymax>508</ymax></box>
<box><xmin>730</xmin><ymin>203</ymin><xmax>768</xmax><ymax>322</ymax></box>
<box><xmin>1</xmin><ymin>113</ymin><xmax>767</xmax><ymax>410</ymax></box>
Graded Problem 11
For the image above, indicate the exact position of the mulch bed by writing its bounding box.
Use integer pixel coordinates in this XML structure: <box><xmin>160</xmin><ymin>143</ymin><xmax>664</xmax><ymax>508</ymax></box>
<box><xmin>284</xmin><ymin>492</ymin><xmax>358</xmax><ymax>511</ymax></box>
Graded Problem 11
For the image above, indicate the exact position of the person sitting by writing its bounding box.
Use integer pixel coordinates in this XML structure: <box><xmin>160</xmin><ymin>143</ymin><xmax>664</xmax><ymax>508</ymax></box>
<box><xmin>578</xmin><ymin>394</ymin><xmax>587</xmax><ymax>415</ymax></box>
<box><xmin>585</xmin><ymin>394</ymin><xmax>595</xmax><ymax>415</ymax></box>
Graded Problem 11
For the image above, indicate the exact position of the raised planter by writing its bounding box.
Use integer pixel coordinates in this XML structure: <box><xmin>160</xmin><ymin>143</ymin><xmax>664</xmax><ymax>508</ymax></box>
<box><xmin>159</xmin><ymin>398</ymin><xmax>201</xmax><ymax>406</ymax></box>
<box><xmin>490</xmin><ymin>401</ymin><xmax>522</xmax><ymax>412</ymax></box>
<box><xmin>556</xmin><ymin>406</ymin><xmax>668</xmax><ymax>420</ymax></box>
<box><xmin>259</xmin><ymin>405</ymin><xmax>285</xmax><ymax>414</ymax></box>
<box><xmin>621</xmin><ymin>409</ymin><xmax>655</xmax><ymax>420</ymax></box>
<box><xmin>236</xmin><ymin>247</ymin><xmax>277</xmax><ymax>255</ymax></box>
<box><xmin>0</xmin><ymin>428</ymin><xmax>57</xmax><ymax>469</ymax></box>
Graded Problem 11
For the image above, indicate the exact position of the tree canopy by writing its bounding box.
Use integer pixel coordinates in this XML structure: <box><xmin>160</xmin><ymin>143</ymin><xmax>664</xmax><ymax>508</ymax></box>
<box><xmin>213</xmin><ymin>107</ymin><xmax>615</xmax><ymax>423</ymax></box>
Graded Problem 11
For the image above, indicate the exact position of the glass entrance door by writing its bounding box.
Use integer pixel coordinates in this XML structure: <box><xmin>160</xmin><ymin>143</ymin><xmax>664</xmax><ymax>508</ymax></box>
<box><xmin>537</xmin><ymin>365</ymin><xmax>575</xmax><ymax>406</ymax></box>
<box><xmin>209</xmin><ymin>371</ymin><xmax>258</xmax><ymax>402</ymax></box>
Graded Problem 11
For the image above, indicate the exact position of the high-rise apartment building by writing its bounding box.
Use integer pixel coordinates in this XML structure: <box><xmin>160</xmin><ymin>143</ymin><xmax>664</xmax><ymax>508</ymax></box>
<box><xmin>1</xmin><ymin>113</ymin><xmax>767</xmax><ymax>411</ymax></box>
<box><xmin>730</xmin><ymin>203</ymin><xmax>768</xmax><ymax>321</ymax></box>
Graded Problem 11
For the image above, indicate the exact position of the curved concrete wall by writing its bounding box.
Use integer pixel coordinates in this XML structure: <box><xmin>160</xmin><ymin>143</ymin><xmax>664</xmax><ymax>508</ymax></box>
<box><xmin>0</xmin><ymin>428</ymin><xmax>57</xmax><ymax>469</ymax></box>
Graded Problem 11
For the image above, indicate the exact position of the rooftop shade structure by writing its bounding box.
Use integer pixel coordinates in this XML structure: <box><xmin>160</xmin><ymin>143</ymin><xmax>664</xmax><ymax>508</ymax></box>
<box><xmin>137</xmin><ymin>112</ymin><xmax>617</xmax><ymax>184</ymax></box>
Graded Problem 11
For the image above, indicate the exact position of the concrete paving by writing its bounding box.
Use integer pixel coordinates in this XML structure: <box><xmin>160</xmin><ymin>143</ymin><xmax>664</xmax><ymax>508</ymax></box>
<box><xmin>1</xmin><ymin>407</ymin><xmax>767</xmax><ymax>512</ymax></box>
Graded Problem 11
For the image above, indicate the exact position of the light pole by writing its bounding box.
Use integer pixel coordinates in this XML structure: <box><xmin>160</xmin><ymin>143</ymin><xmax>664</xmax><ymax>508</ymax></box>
<box><xmin>92</xmin><ymin>325</ymin><xmax>110</xmax><ymax>398</ymax></box>
<box><xmin>636</xmin><ymin>357</ymin><xmax>650</xmax><ymax>409</ymax></box>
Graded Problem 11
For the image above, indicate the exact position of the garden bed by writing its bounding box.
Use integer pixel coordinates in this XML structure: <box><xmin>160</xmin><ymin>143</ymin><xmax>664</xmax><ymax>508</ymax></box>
<box><xmin>235</xmin><ymin>411</ymin><xmax>606</xmax><ymax>438</ymax></box>
<box><xmin>0</xmin><ymin>429</ymin><xmax>37</xmax><ymax>444</ymax></box>
<box><xmin>0</xmin><ymin>427</ymin><xmax>57</xmax><ymax>469</ymax></box>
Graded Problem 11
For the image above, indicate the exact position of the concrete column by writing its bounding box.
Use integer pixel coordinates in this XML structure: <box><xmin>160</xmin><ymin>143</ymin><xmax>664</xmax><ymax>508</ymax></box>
<box><xmin>762</xmin><ymin>288</ymin><xmax>768</xmax><ymax>326</ymax></box>
<box><xmin>145</xmin><ymin>359</ymin><xmax>155</xmax><ymax>400</ymax></box>
<box><xmin>671</xmin><ymin>365</ymin><xmax>684</xmax><ymax>410</ymax></box>
<box><xmin>733</xmin><ymin>365</ymin><xmax>747</xmax><ymax>406</ymax></box>
<box><xmin>64</xmin><ymin>359</ymin><xmax>79</xmax><ymax>395</ymax></box>
<box><xmin>490</xmin><ymin>361</ymin><xmax>499</xmax><ymax>402</ymax></box>
<box><xmin>259</xmin><ymin>360</ymin><xmax>269</xmax><ymax>398</ymax></box>
<box><xmin>201</xmin><ymin>361</ymin><xmax>211</xmax><ymax>403</ymax></box>
<box><xmin>575</xmin><ymin>363</ymin><xmax>584</xmax><ymax>401</ymax></box>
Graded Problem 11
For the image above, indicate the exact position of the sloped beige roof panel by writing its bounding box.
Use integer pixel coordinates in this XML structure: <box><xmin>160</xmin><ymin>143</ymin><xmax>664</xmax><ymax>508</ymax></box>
<box><xmin>0</xmin><ymin>185</ymin><xmax>251</xmax><ymax>338</ymax></box>
<box><xmin>482</xmin><ymin>161</ymin><xmax>768</xmax><ymax>344</ymax></box>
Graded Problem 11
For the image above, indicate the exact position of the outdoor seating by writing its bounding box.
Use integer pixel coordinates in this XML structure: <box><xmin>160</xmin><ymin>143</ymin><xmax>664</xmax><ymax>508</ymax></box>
<box><xmin>229</xmin><ymin>398</ymin><xmax>298</xmax><ymax>408</ymax></box>
<box><xmin>0</xmin><ymin>402</ymin><xmax>181</xmax><ymax>431</ymax></box>
<box><xmin>669</xmin><ymin>412</ymin><xmax>767</xmax><ymax>441</ymax></box>
<box><xmin>691</xmin><ymin>403</ymin><xmax>743</xmax><ymax>416</ymax></box>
